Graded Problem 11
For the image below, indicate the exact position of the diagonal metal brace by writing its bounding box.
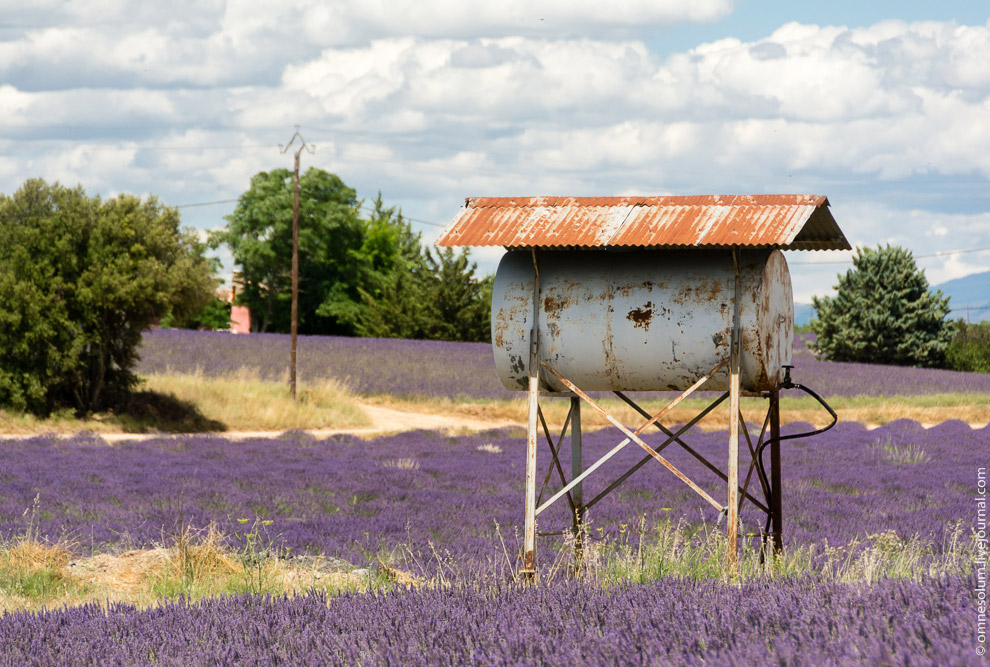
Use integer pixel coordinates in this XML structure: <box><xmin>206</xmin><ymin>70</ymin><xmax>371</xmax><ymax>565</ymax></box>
<box><xmin>540</xmin><ymin>363</ymin><xmax>724</xmax><ymax>513</ymax></box>
<box><xmin>615</xmin><ymin>392</ymin><xmax>771</xmax><ymax>515</ymax></box>
<box><xmin>582</xmin><ymin>391</ymin><xmax>729</xmax><ymax>513</ymax></box>
<box><xmin>535</xmin><ymin>404</ymin><xmax>576</xmax><ymax>513</ymax></box>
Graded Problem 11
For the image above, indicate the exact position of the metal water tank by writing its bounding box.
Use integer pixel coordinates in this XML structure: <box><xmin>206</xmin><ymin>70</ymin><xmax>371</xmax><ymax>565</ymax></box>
<box><xmin>491</xmin><ymin>249</ymin><xmax>793</xmax><ymax>393</ymax></box>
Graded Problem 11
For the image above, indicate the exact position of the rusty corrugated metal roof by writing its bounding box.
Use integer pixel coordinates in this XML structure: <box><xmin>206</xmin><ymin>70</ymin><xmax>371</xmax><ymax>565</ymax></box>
<box><xmin>434</xmin><ymin>194</ymin><xmax>850</xmax><ymax>251</ymax></box>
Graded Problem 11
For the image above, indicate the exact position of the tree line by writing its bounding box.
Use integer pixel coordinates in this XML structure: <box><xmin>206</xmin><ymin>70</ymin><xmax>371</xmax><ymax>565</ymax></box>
<box><xmin>0</xmin><ymin>172</ymin><xmax>491</xmax><ymax>416</ymax></box>
<box><xmin>3</xmin><ymin>175</ymin><xmax>987</xmax><ymax>419</ymax></box>
<box><xmin>210</xmin><ymin>167</ymin><xmax>490</xmax><ymax>342</ymax></box>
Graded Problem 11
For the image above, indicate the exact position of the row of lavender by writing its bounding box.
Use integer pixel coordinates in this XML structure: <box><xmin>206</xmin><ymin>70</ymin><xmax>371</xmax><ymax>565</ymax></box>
<box><xmin>135</xmin><ymin>329</ymin><xmax>990</xmax><ymax>399</ymax></box>
<box><xmin>1</xmin><ymin>420</ymin><xmax>982</xmax><ymax>564</ymax></box>
<box><xmin>0</xmin><ymin>574</ymin><xmax>975</xmax><ymax>665</ymax></box>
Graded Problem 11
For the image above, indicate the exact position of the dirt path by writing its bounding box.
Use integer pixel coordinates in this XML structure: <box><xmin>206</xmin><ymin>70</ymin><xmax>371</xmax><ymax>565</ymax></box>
<box><xmin>190</xmin><ymin>404</ymin><xmax>518</xmax><ymax>442</ymax></box>
<box><xmin>0</xmin><ymin>402</ymin><xmax>520</xmax><ymax>443</ymax></box>
<box><xmin>1</xmin><ymin>400</ymin><xmax>983</xmax><ymax>443</ymax></box>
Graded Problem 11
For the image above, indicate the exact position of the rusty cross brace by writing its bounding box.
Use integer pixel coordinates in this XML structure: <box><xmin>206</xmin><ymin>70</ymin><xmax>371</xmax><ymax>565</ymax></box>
<box><xmin>536</xmin><ymin>361</ymin><xmax>728</xmax><ymax>517</ymax></box>
<box><xmin>535</xmin><ymin>404</ymin><xmax>576</xmax><ymax>514</ymax></box>
<box><xmin>600</xmin><ymin>392</ymin><xmax>771</xmax><ymax>516</ymax></box>
<box><xmin>738</xmin><ymin>408</ymin><xmax>772</xmax><ymax>514</ymax></box>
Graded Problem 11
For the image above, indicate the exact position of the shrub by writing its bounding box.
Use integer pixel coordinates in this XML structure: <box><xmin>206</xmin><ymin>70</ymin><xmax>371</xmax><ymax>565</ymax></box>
<box><xmin>0</xmin><ymin>179</ymin><xmax>217</xmax><ymax>415</ymax></box>
<box><xmin>945</xmin><ymin>320</ymin><xmax>990</xmax><ymax>373</ymax></box>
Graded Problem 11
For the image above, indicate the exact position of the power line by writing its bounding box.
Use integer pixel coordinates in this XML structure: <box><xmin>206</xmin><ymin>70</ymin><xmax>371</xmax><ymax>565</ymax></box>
<box><xmin>175</xmin><ymin>199</ymin><xmax>239</xmax><ymax>209</ymax></box>
<box><xmin>789</xmin><ymin>246</ymin><xmax>990</xmax><ymax>265</ymax></box>
<box><xmin>174</xmin><ymin>198</ymin><xmax>448</xmax><ymax>228</ymax></box>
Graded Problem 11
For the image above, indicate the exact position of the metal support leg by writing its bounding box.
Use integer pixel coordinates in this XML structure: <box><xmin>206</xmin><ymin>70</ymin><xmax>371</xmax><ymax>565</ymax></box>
<box><xmin>727</xmin><ymin>248</ymin><xmax>741</xmax><ymax>575</ymax></box>
<box><xmin>769</xmin><ymin>389</ymin><xmax>783</xmax><ymax>555</ymax></box>
<box><xmin>522</xmin><ymin>250</ymin><xmax>540</xmax><ymax>579</ymax></box>
<box><xmin>570</xmin><ymin>397</ymin><xmax>583</xmax><ymax>569</ymax></box>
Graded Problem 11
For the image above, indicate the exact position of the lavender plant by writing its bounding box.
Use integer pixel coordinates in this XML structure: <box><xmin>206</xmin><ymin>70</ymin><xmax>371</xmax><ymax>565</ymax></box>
<box><xmin>0</xmin><ymin>421</ymin><xmax>983</xmax><ymax>570</ymax></box>
<box><xmin>136</xmin><ymin>329</ymin><xmax>990</xmax><ymax>399</ymax></box>
<box><xmin>0</xmin><ymin>574</ymin><xmax>978</xmax><ymax>665</ymax></box>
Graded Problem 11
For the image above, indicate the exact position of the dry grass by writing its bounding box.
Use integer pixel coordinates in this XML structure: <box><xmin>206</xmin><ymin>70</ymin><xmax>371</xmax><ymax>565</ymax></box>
<box><xmin>0</xmin><ymin>373</ymin><xmax>985</xmax><ymax>437</ymax></box>
<box><xmin>0</xmin><ymin>525</ymin><xmax>378</xmax><ymax>613</ymax></box>
<box><xmin>366</xmin><ymin>392</ymin><xmax>990</xmax><ymax>432</ymax></box>
<box><xmin>141</xmin><ymin>371</ymin><xmax>371</xmax><ymax>432</ymax></box>
<box><xmin>0</xmin><ymin>371</ymin><xmax>371</xmax><ymax>435</ymax></box>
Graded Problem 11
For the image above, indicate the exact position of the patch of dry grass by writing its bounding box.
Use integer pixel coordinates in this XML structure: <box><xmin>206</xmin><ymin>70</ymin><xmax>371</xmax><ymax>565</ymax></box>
<box><xmin>141</xmin><ymin>371</ymin><xmax>371</xmax><ymax>432</ymax></box>
<box><xmin>0</xmin><ymin>374</ymin><xmax>985</xmax><ymax>437</ymax></box>
<box><xmin>0</xmin><ymin>524</ymin><xmax>380</xmax><ymax>613</ymax></box>
<box><xmin>366</xmin><ymin>392</ymin><xmax>990</xmax><ymax>432</ymax></box>
<box><xmin>0</xmin><ymin>371</ymin><xmax>371</xmax><ymax>435</ymax></box>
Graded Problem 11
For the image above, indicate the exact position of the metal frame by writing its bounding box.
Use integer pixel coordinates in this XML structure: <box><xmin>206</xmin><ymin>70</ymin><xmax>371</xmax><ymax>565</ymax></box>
<box><xmin>520</xmin><ymin>246</ymin><xmax>785</xmax><ymax>578</ymax></box>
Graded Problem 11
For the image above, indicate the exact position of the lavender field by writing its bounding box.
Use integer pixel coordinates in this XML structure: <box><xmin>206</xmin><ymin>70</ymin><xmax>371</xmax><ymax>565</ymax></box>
<box><xmin>1</xmin><ymin>418</ymin><xmax>987</xmax><ymax>661</ymax></box>
<box><xmin>136</xmin><ymin>329</ymin><xmax>990</xmax><ymax>399</ymax></box>
<box><xmin>0</xmin><ymin>575</ymin><xmax>976</xmax><ymax>666</ymax></box>
<box><xmin>2</xmin><ymin>329</ymin><xmax>987</xmax><ymax>663</ymax></box>
<box><xmin>0</xmin><ymin>421</ymin><xmax>983</xmax><ymax>563</ymax></box>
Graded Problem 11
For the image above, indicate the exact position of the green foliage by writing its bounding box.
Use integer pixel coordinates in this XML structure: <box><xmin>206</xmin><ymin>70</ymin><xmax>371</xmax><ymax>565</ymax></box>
<box><xmin>424</xmin><ymin>247</ymin><xmax>492</xmax><ymax>342</ymax></box>
<box><xmin>811</xmin><ymin>245</ymin><xmax>954</xmax><ymax>367</ymax></box>
<box><xmin>945</xmin><ymin>320</ymin><xmax>990</xmax><ymax>373</ymax></box>
<box><xmin>211</xmin><ymin>168</ymin><xmax>366</xmax><ymax>335</ymax></box>
<box><xmin>215</xmin><ymin>172</ymin><xmax>492</xmax><ymax>342</ymax></box>
<box><xmin>161</xmin><ymin>296</ymin><xmax>232</xmax><ymax>331</ymax></box>
<box><xmin>325</xmin><ymin>192</ymin><xmax>431</xmax><ymax>337</ymax></box>
<box><xmin>0</xmin><ymin>179</ymin><xmax>217</xmax><ymax>415</ymax></box>
<box><xmin>355</xmin><ymin>246</ymin><xmax>492</xmax><ymax>343</ymax></box>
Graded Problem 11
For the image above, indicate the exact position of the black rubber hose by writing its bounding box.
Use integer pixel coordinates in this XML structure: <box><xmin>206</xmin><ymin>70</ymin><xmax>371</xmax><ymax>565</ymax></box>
<box><xmin>756</xmin><ymin>382</ymin><xmax>838</xmax><ymax>538</ymax></box>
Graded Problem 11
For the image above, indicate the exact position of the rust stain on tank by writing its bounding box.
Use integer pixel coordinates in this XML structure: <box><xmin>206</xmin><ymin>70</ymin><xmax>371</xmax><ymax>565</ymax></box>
<box><xmin>543</xmin><ymin>293</ymin><xmax>571</xmax><ymax>316</ymax></box>
<box><xmin>626</xmin><ymin>301</ymin><xmax>654</xmax><ymax>330</ymax></box>
<box><xmin>493</xmin><ymin>313</ymin><xmax>509</xmax><ymax>348</ymax></box>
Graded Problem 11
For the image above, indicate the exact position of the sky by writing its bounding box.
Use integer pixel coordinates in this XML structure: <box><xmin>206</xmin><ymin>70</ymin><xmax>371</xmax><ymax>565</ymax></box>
<box><xmin>2</xmin><ymin>1</ymin><xmax>989</xmax><ymax>310</ymax></box>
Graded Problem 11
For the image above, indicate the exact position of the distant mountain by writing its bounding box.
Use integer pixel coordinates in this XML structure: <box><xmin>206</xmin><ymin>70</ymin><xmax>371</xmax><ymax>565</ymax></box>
<box><xmin>936</xmin><ymin>270</ymin><xmax>990</xmax><ymax>323</ymax></box>
<box><xmin>794</xmin><ymin>302</ymin><xmax>814</xmax><ymax>327</ymax></box>
<box><xmin>793</xmin><ymin>270</ymin><xmax>990</xmax><ymax>326</ymax></box>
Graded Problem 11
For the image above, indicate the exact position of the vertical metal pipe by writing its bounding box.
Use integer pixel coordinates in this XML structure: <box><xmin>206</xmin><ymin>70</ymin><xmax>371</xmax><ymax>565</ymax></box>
<box><xmin>522</xmin><ymin>249</ymin><xmax>541</xmax><ymax>578</ymax></box>
<box><xmin>570</xmin><ymin>396</ymin><xmax>583</xmax><ymax>569</ymax></box>
<box><xmin>727</xmin><ymin>248</ymin><xmax>741</xmax><ymax>575</ymax></box>
<box><xmin>570</xmin><ymin>396</ymin><xmax>583</xmax><ymax>509</ymax></box>
<box><xmin>769</xmin><ymin>389</ymin><xmax>783</xmax><ymax>554</ymax></box>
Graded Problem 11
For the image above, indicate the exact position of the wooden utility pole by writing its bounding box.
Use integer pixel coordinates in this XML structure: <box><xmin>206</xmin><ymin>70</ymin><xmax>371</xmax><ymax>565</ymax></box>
<box><xmin>280</xmin><ymin>126</ymin><xmax>314</xmax><ymax>402</ymax></box>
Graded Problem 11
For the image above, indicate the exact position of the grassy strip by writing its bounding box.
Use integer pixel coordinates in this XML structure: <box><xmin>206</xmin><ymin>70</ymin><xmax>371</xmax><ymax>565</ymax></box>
<box><xmin>1</xmin><ymin>519</ymin><xmax>974</xmax><ymax>612</ymax></box>
<box><xmin>0</xmin><ymin>372</ymin><xmax>370</xmax><ymax>434</ymax></box>
<box><xmin>0</xmin><ymin>372</ymin><xmax>985</xmax><ymax>436</ymax></box>
<box><xmin>0</xmin><ymin>522</ymin><xmax>393</xmax><ymax>613</ymax></box>
<box><xmin>368</xmin><ymin>392</ymin><xmax>990</xmax><ymax>431</ymax></box>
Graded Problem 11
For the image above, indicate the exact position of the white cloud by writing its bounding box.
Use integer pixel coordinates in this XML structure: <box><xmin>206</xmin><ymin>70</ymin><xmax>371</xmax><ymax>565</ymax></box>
<box><xmin>2</xmin><ymin>9</ymin><xmax>990</xmax><ymax>294</ymax></box>
<box><xmin>787</xmin><ymin>202</ymin><xmax>990</xmax><ymax>301</ymax></box>
<box><xmin>0</xmin><ymin>0</ymin><xmax>732</xmax><ymax>89</ymax></box>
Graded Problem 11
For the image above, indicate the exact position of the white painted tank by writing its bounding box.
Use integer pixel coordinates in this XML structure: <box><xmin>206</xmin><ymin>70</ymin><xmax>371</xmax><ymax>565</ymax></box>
<box><xmin>491</xmin><ymin>249</ymin><xmax>793</xmax><ymax>393</ymax></box>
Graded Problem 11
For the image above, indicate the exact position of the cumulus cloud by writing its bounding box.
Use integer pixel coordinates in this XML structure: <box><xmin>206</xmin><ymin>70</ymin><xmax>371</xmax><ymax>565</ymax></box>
<box><xmin>0</xmin><ymin>0</ymin><xmax>733</xmax><ymax>89</ymax></box>
<box><xmin>2</xmin><ymin>6</ymin><xmax>989</xmax><ymax>293</ymax></box>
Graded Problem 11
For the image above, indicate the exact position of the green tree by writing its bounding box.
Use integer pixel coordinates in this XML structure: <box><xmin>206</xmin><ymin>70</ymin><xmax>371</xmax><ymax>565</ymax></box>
<box><xmin>946</xmin><ymin>320</ymin><xmax>990</xmax><ymax>373</ymax></box>
<box><xmin>347</xmin><ymin>193</ymin><xmax>435</xmax><ymax>339</ymax></box>
<box><xmin>161</xmin><ymin>295</ymin><xmax>232</xmax><ymax>331</ymax></box>
<box><xmin>0</xmin><ymin>179</ymin><xmax>216</xmax><ymax>415</ymax></box>
<box><xmin>424</xmin><ymin>247</ymin><xmax>492</xmax><ymax>342</ymax></box>
<box><xmin>211</xmin><ymin>168</ymin><xmax>367</xmax><ymax>334</ymax></box>
<box><xmin>355</xmin><ymin>246</ymin><xmax>492</xmax><ymax>343</ymax></box>
<box><xmin>811</xmin><ymin>245</ymin><xmax>954</xmax><ymax>367</ymax></box>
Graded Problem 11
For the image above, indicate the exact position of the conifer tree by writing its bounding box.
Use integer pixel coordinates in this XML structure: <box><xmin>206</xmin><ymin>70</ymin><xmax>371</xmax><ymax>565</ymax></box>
<box><xmin>811</xmin><ymin>245</ymin><xmax>954</xmax><ymax>367</ymax></box>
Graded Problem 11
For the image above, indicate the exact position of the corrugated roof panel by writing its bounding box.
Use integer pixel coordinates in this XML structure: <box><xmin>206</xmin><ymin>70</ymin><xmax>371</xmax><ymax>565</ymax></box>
<box><xmin>433</xmin><ymin>194</ymin><xmax>850</xmax><ymax>250</ymax></box>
